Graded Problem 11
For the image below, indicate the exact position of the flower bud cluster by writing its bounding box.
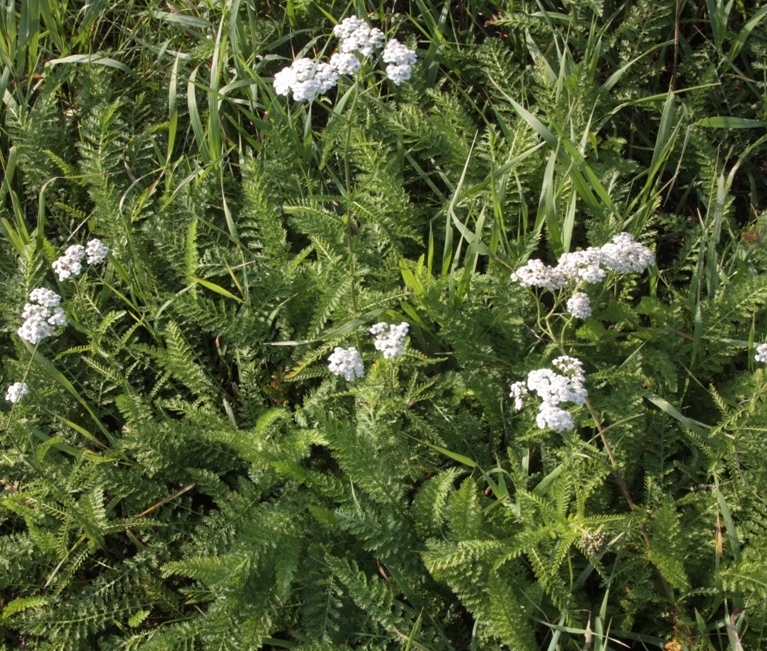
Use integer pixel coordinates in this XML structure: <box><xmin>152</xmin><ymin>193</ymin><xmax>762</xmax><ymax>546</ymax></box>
<box><xmin>274</xmin><ymin>15</ymin><xmax>417</xmax><ymax>102</ymax></box>
<box><xmin>17</xmin><ymin>288</ymin><xmax>65</xmax><ymax>344</ymax></box>
<box><xmin>328</xmin><ymin>346</ymin><xmax>365</xmax><ymax>381</ymax></box>
<box><xmin>755</xmin><ymin>343</ymin><xmax>767</xmax><ymax>363</ymax></box>
<box><xmin>511</xmin><ymin>232</ymin><xmax>654</xmax><ymax>319</ymax></box>
<box><xmin>5</xmin><ymin>382</ymin><xmax>29</xmax><ymax>404</ymax></box>
<box><xmin>510</xmin><ymin>356</ymin><xmax>587</xmax><ymax>432</ymax></box>
<box><xmin>370</xmin><ymin>322</ymin><xmax>409</xmax><ymax>358</ymax></box>
<box><xmin>52</xmin><ymin>239</ymin><xmax>109</xmax><ymax>281</ymax></box>
<box><xmin>382</xmin><ymin>39</ymin><xmax>417</xmax><ymax>85</ymax></box>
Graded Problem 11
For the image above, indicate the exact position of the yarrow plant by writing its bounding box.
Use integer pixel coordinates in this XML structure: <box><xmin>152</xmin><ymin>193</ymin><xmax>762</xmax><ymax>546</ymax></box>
<box><xmin>85</xmin><ymin>238</ymin><xmax>109</xmax><ymax>265</ymax></box>
<box><xmin>4</xmin><ymin>382</ymin><xmax>29</xmax><ymax>404</ymax></box>
<box><xmin>273</xmin><ymin>58</ymin><xmax>339</xmax><ymax>102</ymax></box>
<box><xmin>755</xmin><ymin>343</ymin><xmax>767</xmax><ymax>363</ymax></box>
<box><xmin>333</xmin><ymin>16</ymin><xmax>385</xmax><ymax>57</ymax></box>
<box><xmin>370</xmin><ymin>322</ymin><xmax>409</xmax><ymax>358</ymax></box>
<box><xmin>17</xmin><ymin>288</ymin><xmax>66</xmax><ymax>344</ymax></box>
<box><xmin>52</xmin><ymin>244</ymin><xmax>85</xmax><ymax>281</ymax></box>
<box><xmin>274</xmin><ymin>15</ymin><xmax>417</xmax><ymax>102</ymax></box>
<box><xmin>511</xmin><ymin>232</ymin><xmax>654</xmax><ymax>319</ymax></box>
<box><xmin>52</xmin><ymin>238</ymin><xmax>109</xmax><ymax>280</ymax></box>
<box><xmin>381</xmin><ymin>39</ymin><xmax>417</xmax><ymax>85</ymax></box>
<box><xmin>328</xmin><ymin>346</ymin><xmax>365</xmax><ymax>381</ymax></box>
<box><xmin>566</xmin><ymin>292</ymin><xmax>592</xmax><ymax>319</ymax></box>
<box><xmin>510</xmin><ymin>356</ymin><xmax>587</xmax><ymax>431</ymax></box>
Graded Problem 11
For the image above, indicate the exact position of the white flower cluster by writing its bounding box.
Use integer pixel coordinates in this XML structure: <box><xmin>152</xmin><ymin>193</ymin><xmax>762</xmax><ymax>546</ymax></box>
<box><xmin>510</xmin><ymin>356</ymin><xmax>587</xmax><ymax>432</ymax></box>
<box><xmin>755</xmin><ymin>343</ymin><xmax>767</xmax><ymax>363</ymax></box>
<box><xmin>327</xmin><ymin>322</ymin><xmax>411</xmax><ymax>381</ymax></box>
<box><xmin>17</xmin><ymin>288</ymin><xmax>66</xmax><ymax>344</ymax></box>
<box><xmin>333</xmin><ymin>16</ymin><xmax>385</xmax><ymax>57</ymax></box>
<box><xmin>511</xmin><ymin>232</ymin><xmax>654</xmax><ymax>319</ymax></box>
<box><xmin>52</xmin><ymin>244</ymin><xmax>85</xmax><ymax>281</ymax></box>
<box><xmin>382</xmin><ymin>39</ymin><xmax>417</xmax><ymax>85</ymax></box>
<box><xmin>567</xmin><ymin>292</ymin><xmax>592</xmax><ymax>319</ymax></box>
<box><xmin>328</xmin><ymin>346</ymin><xmax>365</xmax><ymax>381</ymax></box>
<box><xmin>52</xmin><ymin>239</ymin><xmax>109</xmax><ymax>281</ymax></box>
<box><xmin>370</xmin><ymin>322</ymin><xmax>409</xmax><ymax>358</ymax></box>
<box><xmin>86</xmin><ymin>238</ymin><xmax>109</xmax><ymax>265</ymax></box>
<box><xmin>330</xmin><ymin>52</ymin><xmax>361</xmax><ymax>76</ymax></box>
<box><xmin>273</xmin><ymin>58</ymin><xmax>339</xmax><ymax>102</ymax></box>
<box><xmin>274</xmin><ymin>15</ymin><xmax>417</xmax><ymax>101</ymax></box>
<box><xmin>600</xmin><ymin>232</ymin><xmax>656</xmax><ymax>274</ymax></box>
<box><xmin>5</xmin><ymin>382</ymin><xmax>29</xmax><ymax>404</ymax></box>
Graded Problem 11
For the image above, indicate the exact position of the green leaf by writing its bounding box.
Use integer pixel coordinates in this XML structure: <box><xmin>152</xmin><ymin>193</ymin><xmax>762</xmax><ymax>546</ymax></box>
<box><xmin>694</xmin><ymin>117</ymin><xmax>765</xmax><ymax>129</ymax></box>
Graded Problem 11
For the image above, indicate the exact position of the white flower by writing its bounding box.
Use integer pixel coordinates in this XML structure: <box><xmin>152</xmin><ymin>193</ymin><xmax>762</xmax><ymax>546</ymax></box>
<box><xmin>52</xmin><ymin>244</ymin><xmax>85</xmax><ymax>281</ymax></box>
<box><xmin>28</xmin><ymin>288</ymin><xmax>61</xmax><ymax>308</ymax></box>
<box><xmin>557</xmin><ymin>248</ymin><xmax>605</xmax><ymax>284</ymax></box>
<box><xmin>334</xmin><ymin>16</ymin><xmax>385</xmax><ymax>58</ymax></box>
<box><xmin>385</xmin><ymin>64</ymin><xmax>412</xmax><ymax>85</ymax></box>
<box><xmin>552</xmin><ymin>355</ymin><xmax>585</xmax><ymax>380</ymax></box>
<box><xmin>382</xmin><ymin>39</ymin><xmax>417</xmax><ymax>66</ymax></box>
<box><xmin>328</xmin><ymin>346</ymin><xmax>365</xmax><ymax>381</ymax></box>
<box><xmin>292</xmin><ymin>79</ymin><xmax>322</xmax><ymax>102</ymax></box>
<box><xmin>314</xmin><ymin>62</ymin><xmax>339</xmax><ymax>93</ymax></box>
<box><xmin>511</xmin><ymin>356</ymin><xmax>587</xmax><ymax>431</ymax></box>
<box><xmin>5</xmin><ymin>382</ymin><xmax>29</xmax><ymax>404</ymax></box>
<box><xmin>600</xmin><ymin>232</ymin><xmax>655</xmax><ymax>274</ymax></box>
<box><xmin>527</xmin><ymin>368</ymin><xmax>585</xmax><ymax>406</ymax></box>
<box><xmin>509</xmin><ymin>381</ymin><xmax>528</xmax><ymax>411</ymax></box>
<box><xmin>382</xmin><ymin>39</ymin><xmax>416</xmax><ymax>85</ymax></box>
<box><xmin>273</xmin><ymin>57</ymin><xmax>338</xmax><ymax>102</ymax></box>
<box><xmin>511</xmin><ymin>259</ymin><xmax>566</xmax><ymax>290</ymax></box>
<box><xmin>511</xmin><ymin>233</ymin><xmax>654</xmax><ymax>293</ymax></box>
<box><xmin>17</xmin><ymin>317</ymin><xmax>55</xmax><ymax>344</ymax></box>
<box><xmin>85</xmin><ymin>238</ymin><xmax>109</xmax><ymax>265</ymax></box>
<box><xmin>17</xmin><ymin>288</ymin><xmax>65</xmax><ymax>344</ymax></box>
<box><xmin>47</xmin><ymin>306</ymin><xmax>67</xmax><ymax>327</ymax></box>
<box><xmin>567</xmin><ymin>292</ymin><xmax>592</xmax><ymax>319</ymax></box>
<box><xmin>755</xmin><ymin>343</ymin><xmax>767</xmax><ymax>363</ymax></box>
<box><xmin>21</xmin><ymin>303</ymin><xmax>50</xmax><ymax>321</ymax></box>
<box><xmin>330</xmin><ymin>52</ymin><xmax>361</xmax><ymax>76</ymax></box>
<box><xmin>274</xmin><ymin>66</ymin><xmax>297</xmax><ymax>96</ymax></box>
<box><xmin>536</xmin><ymin>402</ymin><xmax>575</xmax><ymax>432</ymax></box>
<box><xmin>370</xmin><ymin>322</ymin><xmax>409</xmax><ymax>359</ymax></box>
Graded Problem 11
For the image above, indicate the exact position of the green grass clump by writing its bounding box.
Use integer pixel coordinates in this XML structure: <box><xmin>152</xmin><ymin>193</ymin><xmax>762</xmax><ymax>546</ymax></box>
<box><xmin>2</xmin><ymin>1</ymin><xmax>767</xmax><ymax>649</ymax></box>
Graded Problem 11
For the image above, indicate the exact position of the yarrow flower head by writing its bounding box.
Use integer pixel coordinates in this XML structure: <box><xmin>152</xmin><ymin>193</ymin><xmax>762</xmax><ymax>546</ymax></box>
<box><xmin>382</xmin><ymin>39</ymin><xmax>417</xmax><ymax>85</ymax></box>
<box><xmin>566</xmin><ymin>292</ymin><xmax>592</xmax><ymax>319</ymax></box>
<box><xmin>273</xmin><ymin>58</ymin><xmax>339</xmax><ymax>102</ymax></box>
<box><xmin>511</xmin><ymin>259</ymin><xmax>566</xmax><ymax>291</ymax></box>
<box><xmin>370</xmin><ymin>322</ymin><xmax>409</xmax><ymax>359</ymax></box>
<box><xmin>52</xmin><ymin>244</ymin><xmax>85</xmax><ymax>281</ymax></box>
<box><xmin>85</xmin><ymin>238</ymin><xmax>109</xmax><ymax>265</ymax></box>
<box><xmin>557</xmin><ymin>248</ymin><xmax>606</xmax><ymax>284</ymax></box>
<box><xmin>5</xmin><ymin>382</ymin><xmax>29</xmax><ymax>404</ymax></box>
<box><xmin>510</xmin><ymin>232</ymin><xmax>654</xmax><ymax>292</ymax></box>
<box><xmin>755</xmin><ymin>343</ymin><xmax>767</xmax><ymax>363</ymax></box>
<box><xmin>329</xmin><ymin>52</ymin><xmax>362</xmax><ymax>76</ymax></box>
<box><xmin>333</xmin><ymin>16</ymin><xmax>385</xmax><ymax>58</ymax></box>
<box><xmin>17</xmin><ymin>288</ymin><xmax>65</xmax><ymax>345</ymax></box>
<box><xmin>599</xmin><ymin>232</ymin><xmax>655</xmax><ymax>274</ymax></box>
<box><xmin>328</xmin><ymin>346</ymin><xmax>365</xmax><ymax>381</ymax></box>
<box><xmin>510</xmin><ymin>356</ymin><xmax>587</xmax><ymax>432</ymax></box>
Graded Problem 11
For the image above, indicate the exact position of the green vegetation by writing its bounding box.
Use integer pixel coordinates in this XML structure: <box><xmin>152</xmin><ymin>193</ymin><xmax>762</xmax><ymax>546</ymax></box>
<box><xmin>2</xmin><ymin>0</ymin><xmax>767</xmax><ymax>649</ymax></box>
